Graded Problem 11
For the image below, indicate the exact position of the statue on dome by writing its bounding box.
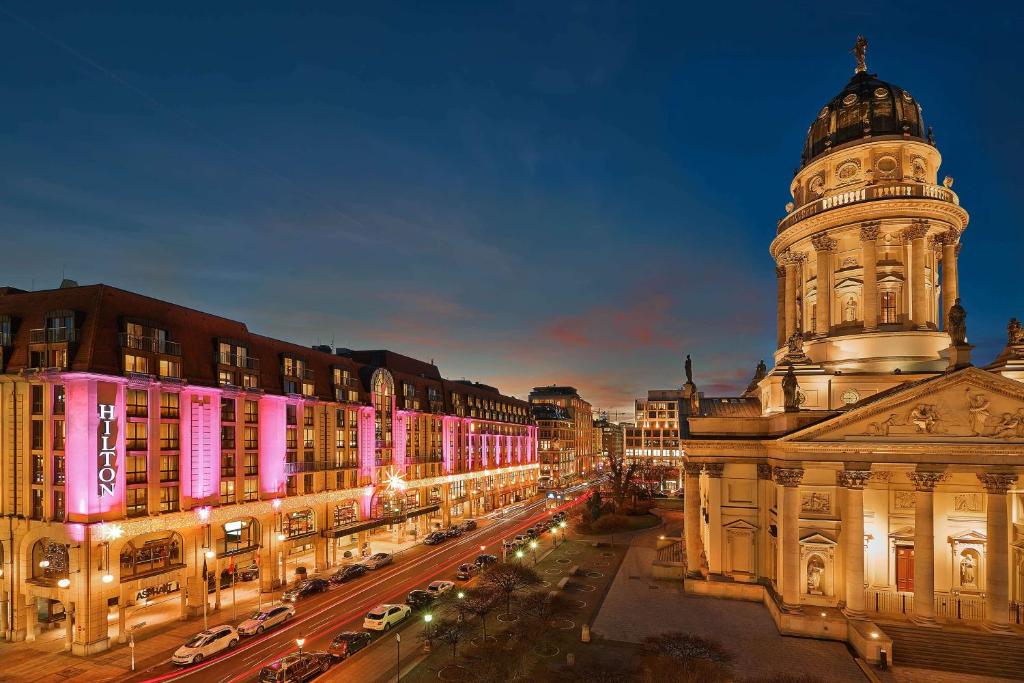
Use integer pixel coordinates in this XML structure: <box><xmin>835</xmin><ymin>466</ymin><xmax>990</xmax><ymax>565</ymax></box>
<box><xmin>782</xmin><ymin>365</ymin><xmax>800</xmax><ymax>412</ymax></box>
<box><xmin>947</xmin><ymin>298</ymin><xmax>967</xmax><ymax>346</ymax></box>
<box><xmin>851</xmin><ymin>35</ymin><xmax>868</xmax><ymax>74</ymax></box>
<box><xmin>684</xmin><ymin>354</ymin><xmax>693</xmax><ymax>385</ymax></box>
<box><xmin>1008</xmin><ymin>318</ymin><xmax>1024</xmax><ymax>346</ymax></box>
<box><xmin>786</xmin><ymin>331</ymin><xmax>805</xmax><ymax>356</ymax></box>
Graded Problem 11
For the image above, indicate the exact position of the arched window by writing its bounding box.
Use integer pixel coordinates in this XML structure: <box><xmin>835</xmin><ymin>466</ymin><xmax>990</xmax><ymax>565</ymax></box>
<box><xmin>119</xmin><ymin>531</ymin><xmax>184</xmax><ymax>580</ymax></box>
<box><xmin>283</xmin><ymin>510</ymin><xmax>315</xmax><ymax>539</ymax></box>
<box><xmin>372</xmin><ymin>370</ymin><xmax>394</xmax><ymax>466</ymax></box>
<box><xmin>221</xmin><ymin>518</ymin><xmax>261</xmax><ymax>556</ymax></box>
<box><xmin>31</xmin><ymin>538</ymin><xmax>69</xmax><ymax>584</ymax></box>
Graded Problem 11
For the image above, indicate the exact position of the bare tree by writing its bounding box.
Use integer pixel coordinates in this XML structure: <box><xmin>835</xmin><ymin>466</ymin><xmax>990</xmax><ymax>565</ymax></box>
<box><xmin>512</xmin><ymin>590</ymin><xmax>575</xmax><ymax>648</ymax></box>
<box><xmin>461</xmin><ymin>586</ymin><xmax>499</xmax><ymax>640</ymax></box>
<box><xmin>605</xmin><ymin>450</ymin><xmax>638</xmax><ymax>510</ymax></box>
<box><xmin>432</xmin><ymin>616</ymin><xmax>471</xmax><ymax>663</ymax></box>
<box><xmin>479</xmin><ymin>562</ymin><xmax>541</xmax><ymax>617</ymax></box>
<box><xmin>461</xmin><ymin>637</ymin><xmax>530</xmax><ymax>683</ymax></box>
<box><xmin>633</xmin><ymin>461</ymin><xmax>671</xmax><ymax>500</ymax></box>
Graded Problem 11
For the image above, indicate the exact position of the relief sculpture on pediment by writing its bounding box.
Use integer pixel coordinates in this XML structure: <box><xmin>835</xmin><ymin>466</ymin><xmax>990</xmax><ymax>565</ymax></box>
<box><xmin>855</xmin><ymin>387</ymin><xmax>1024</xmax><ymax>440</ymax></box>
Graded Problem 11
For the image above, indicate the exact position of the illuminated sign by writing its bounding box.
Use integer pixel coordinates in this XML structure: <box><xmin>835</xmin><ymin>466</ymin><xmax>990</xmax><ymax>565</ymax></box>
<box><xmin>97</xmin><ymin>403</ymin><xmax>117</xmax><ymax>497</ymax></box>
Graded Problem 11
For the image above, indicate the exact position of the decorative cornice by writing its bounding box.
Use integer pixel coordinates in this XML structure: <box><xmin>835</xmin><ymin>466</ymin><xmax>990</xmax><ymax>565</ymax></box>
<box><xmin>836</xmin><ymin>469</ymin><xmax>872</xmax><ymax>489</ymax></box>
<box><xmin>977</xmin><ymin>472</ymin><xmax>1018</xmax><ymax>494</ymax></box>
<box><xmin>904</xmin><ymin>219</ymin><xmax>930</xmax><ymax>241</ymax></box>
<box><xmin>773</xmin><ymin>467</ymin><xmax>804</xmax><ymax>487</ymax></box>
<box><xmin>811</xmin><ymin>234</ymin><xmax>838</xmax><ymax>252</ymax></box>
<box><xmin>704</xmin><ymin>463</ymin><xmax>725</xmax><ymax>478</ymax></box>
<box><xmin>907</xmin><ymin>470</ymin><xmax>947</xmax><ymax>492</ymax></box>
<box><xmin>859</xmin><ymin>221</ymin><xmax>881</xmax><ymax>241</ymax></box>
<box><xmin>683</xmin><ymin>462</ymin><xmax>703</xmax><ymax>476</ymax></box>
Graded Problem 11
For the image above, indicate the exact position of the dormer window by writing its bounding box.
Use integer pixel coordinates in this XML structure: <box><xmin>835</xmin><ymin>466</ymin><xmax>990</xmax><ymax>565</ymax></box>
<box><xmin>0</xmin><ymin>315</ymin><xmax>11</xmax><ymax>347</ymax></box>
<box><xmin>121</xmin><ymin>321</ymin><xmax>180</xmax><ymax>355</ymax></box>
<box><xmin>333</xmin><ymin>368</ymin><xmax>358</xmax><ymax>402</ymax></box>
<box><xmin>217</xmin><ymin>341</ymin><xmax>259</xmax><ymax>387</ymax></box>
<box><xmin>282</xmin><ymin>356</ymin><xmax>313</xmax><ymax>396</ymax></box>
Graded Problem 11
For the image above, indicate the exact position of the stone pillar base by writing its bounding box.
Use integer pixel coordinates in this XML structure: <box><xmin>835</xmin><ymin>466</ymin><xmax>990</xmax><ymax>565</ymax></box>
<box><xmin>910</xmin><ymin>615</ymin><xmax>940</xmax><ymax>628</ymax></box>
<box><xmin>841</xmin><ymin>607</ymin><xmax>867</xmax><ymax>621</ymax></box>
<box><xmin>71</xmin><ymin>638</ymin><xmax>110</xmax><ymax>656</ymax></box>
<box><xmin>781</xmin><ymin>602</ymin><xmax>803</xmax><ymax>614</ymax></box>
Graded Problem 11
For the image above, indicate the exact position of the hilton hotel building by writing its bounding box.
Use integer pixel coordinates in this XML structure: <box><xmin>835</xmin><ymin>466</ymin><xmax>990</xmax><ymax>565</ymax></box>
<box><xmin>0</xmin><ymin>282</ymin><xmax>537</xmax><ymax>654</ymax></box>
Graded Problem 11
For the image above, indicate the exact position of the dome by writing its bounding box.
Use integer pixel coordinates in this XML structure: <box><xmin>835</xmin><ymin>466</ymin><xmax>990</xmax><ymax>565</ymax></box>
<box><xmin>801</xmin><ymin>70</ymin><xmax>929</xmax><ymax>167</ymax></box>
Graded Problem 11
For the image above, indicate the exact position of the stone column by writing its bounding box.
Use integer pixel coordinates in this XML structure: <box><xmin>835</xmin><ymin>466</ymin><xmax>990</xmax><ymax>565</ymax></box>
<box><xmin>941</xmin><ymin>233</ymin><xmax>959</xmax><ymax>329</ymax></box>
<box><xmin>907</xmin><ymin>221</ymin><xmax>930</xmax><ymax>329</ymax></box>
<box><xmin>978</xmin><ymin>472</ymin><xmax>1017</xmax><ymax>632</ymax></box>
<box><xmin>683</xmin><ymin>462</ymin><xmax>703</xmax><ymax>577</ymax></box>
<box><xmin>908</xmin><ymin>471</ymin><xmax>944</xmax><ymax>626</ymax></box>
<box><xmin>774</xmin><ymin>467</ymin><xmax>804</xmax><ymax>611</ymax></box>
<box><xmin>861</xmin><ymin>222</ymin><xmax>880</xmax><ymax>330</ymax></box>
<box><xmin>704</xmin><ymin>463</ymin><xmax>725</xmax><ymax>576</ymax></box>
<box><xmin>812</xmin><ymin>234</ymin><xmax>836</xmax><ymax>337</ymax></box>
<box><xmin>838</xmin><ymin>469</ymin><xmax>872</xmax><ymax>619</ymax></box>
<box><xmin>784</xmin><ymin>256</ymin><xmax>798</xmax><ymax>342</ymax></box>
<box><xmin>776</xmin><ymin>265</ymin><xmax>787</xmax><ymax>349</ymax></box>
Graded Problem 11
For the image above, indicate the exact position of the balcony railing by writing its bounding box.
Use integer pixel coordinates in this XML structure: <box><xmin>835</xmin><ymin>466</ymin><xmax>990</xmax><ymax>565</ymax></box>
<box><xmin>284</xmin><ymin>460</ymin><xmax>353</xmax><ymax>474</ymax></box>
<box><xmin>217</xmin><ymin>352</ymin><xmax>260</xmax><ymax>370</ymax></box>
<box><xmin>777</xmin><ymin>182</ymin><xmax>960</xmax><ymax>234</ymax></box>
<box><xmin>30</xmin><ymin>328</ymin><xmax>78</xmax><ymax>344</ymax></box>
<box><xmin>119</xmin><ymin>333</ymin><xmax>181</xmax><ymax>355</ymax></box>
<box><xmin>283</xmin><ymin>366</ymin><xmax>315</xmax><ymax>381</ymax></box>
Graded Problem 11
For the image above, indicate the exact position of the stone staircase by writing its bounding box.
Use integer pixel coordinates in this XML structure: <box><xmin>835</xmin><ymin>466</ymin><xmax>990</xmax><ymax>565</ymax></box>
<box><xmin>882</xmin><ymin>623</ymin><xmax>1024</xmax><ymax>679</ymax></box>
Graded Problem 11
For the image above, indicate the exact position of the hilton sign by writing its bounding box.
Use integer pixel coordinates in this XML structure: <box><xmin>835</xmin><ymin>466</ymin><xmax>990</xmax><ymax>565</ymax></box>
<box><xmin>97</xmin><ymin>399</ymin><xmax>118</xmax><ymax>497</ymax></box>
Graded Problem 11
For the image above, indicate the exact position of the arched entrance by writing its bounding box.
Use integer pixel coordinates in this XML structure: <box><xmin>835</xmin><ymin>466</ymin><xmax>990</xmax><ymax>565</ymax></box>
<box><xmin>26</xmin><ymin>538</ymin><xmax>71</xmax><ymax>649</ymax></box>
<box><xmin>117</xmin><ymin>530</ymin><xmax>186</xmax><ymax>643</ymax></box>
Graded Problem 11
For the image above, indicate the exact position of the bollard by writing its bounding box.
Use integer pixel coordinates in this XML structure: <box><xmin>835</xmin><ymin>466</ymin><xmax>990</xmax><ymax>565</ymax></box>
<box><xmin>879</xmin><ymin>648</ymin><xmax>888</xmax><ymax>671</ymax></box>
<box><xmin>566</xmin><ymin>652</ymin><xmax>575</xmax><ymax>666</ymax></box>
<box><xmin>581</xmin><ymin>624</ymin><xmax>591</xmax><ymax>643</ymax></box>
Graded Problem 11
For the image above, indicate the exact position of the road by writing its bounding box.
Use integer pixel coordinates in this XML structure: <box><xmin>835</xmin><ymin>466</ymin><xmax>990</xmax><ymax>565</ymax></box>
<box><xmin>132</xmin><ymin>492</ymin><xmax>586</xmax><ymax>683</ymax></box>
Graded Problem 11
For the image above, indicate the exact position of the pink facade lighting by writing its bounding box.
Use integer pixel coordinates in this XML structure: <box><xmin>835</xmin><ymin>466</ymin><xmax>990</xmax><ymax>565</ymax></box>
<box><xmin>258</xmin><ymin>395</ymin><xmax>288</xmax><ymax>499</ymax></box>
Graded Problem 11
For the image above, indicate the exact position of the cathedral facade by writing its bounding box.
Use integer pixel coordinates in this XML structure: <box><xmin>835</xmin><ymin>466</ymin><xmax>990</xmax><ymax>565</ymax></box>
<box><xmin>681</xmin><ymin>40</ymin><xmax>1023</xmax><ymax>662</ymax></box>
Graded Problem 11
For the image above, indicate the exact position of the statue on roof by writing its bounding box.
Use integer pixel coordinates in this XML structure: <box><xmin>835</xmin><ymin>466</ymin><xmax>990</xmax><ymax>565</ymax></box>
<box><xmin>744</xmin><ymin>359</ymin><xmax>768</xmax><ymax>395</ymax></box>
<box><xmin>1008</xmin><ymin>317</ymin><xmax>1024</xmax><ymax>346</ymax></box>
<box><xmin>684</xmin><ymin>354</ymin><xmax>693</xmax><ymax>385</ymax></box>
<box><xmin>947</xmin><ymin>298</ymin><xmax>967</xmax><ymax>346</ymax></box>
<box><xmin>782</xmin><ymin>365</ymin><xmax>800</xmax><ymax>413</ymax></box>
<box><xmin>851</xmin><ymin>35</ymin><xmax>868</xmax><ymax>74</ymax></box>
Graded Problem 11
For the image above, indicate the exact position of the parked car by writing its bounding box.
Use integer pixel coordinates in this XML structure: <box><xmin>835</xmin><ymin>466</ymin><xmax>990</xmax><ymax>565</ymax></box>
<box><xmin>405</xmin><ymin>589</ymin><xmax>435</xmax><ymax>610</ymax></box>
<box><xmin>513</xmin><ymin>534</ymin><xmax>529</xmax><ymax>546</ymax></box>
<box><xmin>426</xmin><ymin>580</ymin><xmax>455</xmax><ymax>596</ymax></box>
<box><xmin>445</xmin><ymin>525</ymin><xmax>463</xmax><ymax>538</ymax></box>
<box><xmin>475</xmin><ymin>554</ymin><xmax>498</xmax><ymax>567</ymax></box>
<box><xmin>258</xmin><ymin>651</ymin><xmax>332</xmax><ymax>682</ymax></box>
<box><xmin>525</xmin><ymin>528</ymin><xmax>538</xmax><ymax>539</ymax></box>
<box><xmin>455</xmin><ymin>563</ymin><xmax>480</xmax><ymax>580</ymax></box>
<box><xmin>364</xmin><ymin>552</ymin><xmax>393</xmax><ymax>569</ymax></box>
<box><xmin>238</xmin><ymin>563</ymin><xmax>260</xmax><ymax>581</ymax></box>
<box><xmin>460</xmin><ymin>519</ymin><xmax>478</xmax><ymax>531</ymax></box>
<box><xmin>172</xmin><ymin>625</ymin><xmax>239</xmax><ymax>665</ymax></box>
<box><xmin>282</xmin><ymin>578</ymin><xmax>329</xmax><ymax>602</ymax></box>
<box><xmin>237</xmin><ymin>604</ymin><xmax>295</xmax><ymax>636</ymax></box>
<box><xmin>423</xmin><ymin>531</ymin><xmax>447</xmax><ymax>545</ymax></box>
<box><xmin>330</xmin><ymin>564</ymin><xmax>368</xmax><ymax>584</ymax></box>
<box><xmin>363</xmin><ymin>604</ymin><xmax>411</xmax><ymax>631</ymax></box>
<box><xmin>327</xmin><ymin>631</ymin><xmax>372</xmax><ymax>661</ymax></box>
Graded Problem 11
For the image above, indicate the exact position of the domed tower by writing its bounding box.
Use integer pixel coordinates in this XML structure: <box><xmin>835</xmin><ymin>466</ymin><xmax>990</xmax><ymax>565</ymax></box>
<box><xmin>766</xmin><ymin>38</ymin><xmax>968</xmax><ymax>411</ymax></box>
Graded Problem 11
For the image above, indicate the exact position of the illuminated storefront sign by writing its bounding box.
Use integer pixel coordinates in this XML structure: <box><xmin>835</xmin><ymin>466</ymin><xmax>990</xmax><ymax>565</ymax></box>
<box><xmin>97</xmin><ymin>403</ymin><xmax>117</xmax><ymax>496</ymax></box>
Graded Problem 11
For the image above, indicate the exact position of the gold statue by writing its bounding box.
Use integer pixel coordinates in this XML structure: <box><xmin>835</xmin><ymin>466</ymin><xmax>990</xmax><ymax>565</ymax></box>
<box><xmin>851</xmin><ymin>35</ymin><xmax>868</xmax><ymax>74</ymax></box>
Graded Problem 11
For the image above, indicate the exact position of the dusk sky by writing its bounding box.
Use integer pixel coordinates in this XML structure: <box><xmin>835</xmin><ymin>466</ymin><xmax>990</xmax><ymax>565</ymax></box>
<box><xmin>2</xmin><ymin>3</ymin><xmax>1022</xmax><ymax>416</ymax></box>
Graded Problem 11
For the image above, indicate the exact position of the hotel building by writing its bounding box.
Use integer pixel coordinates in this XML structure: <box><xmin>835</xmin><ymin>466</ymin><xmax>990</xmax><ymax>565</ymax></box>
<box><xmin>0</xmin><ymin>283</ymin><xmax>537</xmax><ymax>655</ymax></box>
<box><xmin>528</xmin><ymin>386</ymin><xmax>595</xmax><ymax>487</ymax></box>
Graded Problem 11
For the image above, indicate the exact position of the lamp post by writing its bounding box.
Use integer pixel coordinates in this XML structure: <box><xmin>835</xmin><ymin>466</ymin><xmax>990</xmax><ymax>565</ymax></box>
<box><xmin>423</xmin><ymin>613</ymin><xmax>433</xmax><ymax>652</ymax></box>
<box><xmin>529</xmin><ymin>540</ymin><xmax>538</xmax><ymax>565</ymax></box>
<box><xmin>395</xmin><ymin>632</ymin><xmax>401</xmax><ymax>682</ymax></box>
<box><xmin>515</xmin><ymin>550</ymin><xmax>524</xmax><ymax>564</ymax></box>
<box><xmin>296</xmin><ymin>637</ymin><xmax>305</xmax><ymax>656</ymax></box>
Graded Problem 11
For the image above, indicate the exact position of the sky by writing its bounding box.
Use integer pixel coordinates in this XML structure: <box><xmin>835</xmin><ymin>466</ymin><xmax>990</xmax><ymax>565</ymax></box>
<box><xmin>1</xmin><ymin>2</ymin><xmax>1022</xmax><ymax>417</ymax></box>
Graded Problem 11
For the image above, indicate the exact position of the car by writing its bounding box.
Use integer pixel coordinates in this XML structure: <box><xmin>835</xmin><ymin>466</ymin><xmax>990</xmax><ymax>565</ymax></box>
<box><xmin>502</xmin><ymin>538</ymin><xmax>519</xmax><ymax>552</ymax></box>
<box><xmin>455</xmin><ymin>562</ymin><xmax>480</xmax><ymax>580</ymax></box>
<box><xmin>171</xmin><ymin>625</ymin><xmax>239</xmax><ymax>665</ymax></box>
<box><xmin>363</xmin><ymin>603</ymin><xmax>411</xmax><ymax>631</ymax></box>
<box><xmin>330</xmin><ymin>564</ymin><xmax>368</xmax><ymax>584</ymax></box>
<box><xmin>427</xmin><ymin>580</ymin><xmax>455</xmax><ymax>596</ymax></box>
<box><xmin>423</xmin><ymin>531</ymin><xmax>447</xmax><ymax>545</ymax></box>
<box><xmin>445</xmin><ymin>526</ymin><xmax>463</xmax><ymax>538</ymax></box>
<box><xmin>327</xmin><ymin>631</ymin><xmax>372</xmax><ymax>661</ymax></box>
<box><xmin>525</xmin><ymin>528</ymin><xmax>538</xmax><ymax>539</ymax></box>
<box><xmin>513</xmin><ymin>534</ymin><xmax>529</xmax><ymax>546</ymax></box>
<box><xmin>258</xmin><ymin>651</ymin><xmax>332</xmax><ymax>682</ymax></box>
<box><xmin>364</xmin><ymin>552</ymin><xmax>393</xmax><ymax>569</ymax></box>
<box><xmin>460</xmin><ymin>519</ymin><xmax>478</xmax><ymax>531</ymax></box>
<box><xmin>238</xmin><ymin>563</ymin><xmax>260</xmax><ymax>581</ymax></box>
<box><xmin>282</xmin><ymin>578</ymin><xmax>329</xmax><ymax>602</ymax></box>
<box><xmin>237</xmin><ymin>604</ymin><xmax>295</xmax><ymax>636</ymax></box>
<box><xmin>405</xmin><ymin>589</ymin><xmax>435</xmax><ymax>610</ymax></box>
<box><xmin>475</xmin><ymin>553</ymin><xmax>498</xmax><ymax>567</ymax></box>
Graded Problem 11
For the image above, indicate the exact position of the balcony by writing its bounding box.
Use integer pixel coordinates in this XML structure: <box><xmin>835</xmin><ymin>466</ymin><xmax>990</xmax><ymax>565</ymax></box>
<box><xmin>30</xmin><ymin>328</ymin><xmax>78</xmax><ymax>344</ymax></box>
<box><xmin>217</xmin><ymin>351</ymin><xmax>260</xmax><ymax>370</ymax></box>
<box><xmin>119</xmin><ymin>333</ymin><xmax>181</xmax><ymax>355</ymax></box>
<box><xmin>283</xmin><ymin>366</ymin><xmax>315</xmax><ymax>381</ymax></box>
<box><xmin>777</xmin><ymin>182</ymin><xmax>960</xmax><ymax>234</ymax></box>
<box><xmin>284</xmin><ymin>460</ymin><xmax>350</xmax><ymax>474</ymax></box>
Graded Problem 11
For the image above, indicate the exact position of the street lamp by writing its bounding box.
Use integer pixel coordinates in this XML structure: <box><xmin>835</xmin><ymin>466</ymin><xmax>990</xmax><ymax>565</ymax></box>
<box><xmin>423</xmin><ymin>613</ymin><xmax>433</xmax><ymax>651</ymax></box>
<box><xmin>515</xmin><ymin>550</ymin><xmax>524</xmax><ymax>563</ymax></box>
<box><xmin>296</xmin><ymin>637</ymin><xmax>305</xmax><ymax>655</ymax></box>
<box><xmin>529</xmin><ymin>540</ymin><xmax>538</xmax><ymax>565</ymax></box>
<box><xmin>395</xmin><ymin>632</ymin><xmax>401</xmax><ymax>683</ymax></box>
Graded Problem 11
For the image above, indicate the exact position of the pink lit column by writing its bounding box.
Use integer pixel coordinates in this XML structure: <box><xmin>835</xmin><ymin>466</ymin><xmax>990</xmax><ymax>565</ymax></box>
<box><xmin>442</xmin><ymin>417</ymin><xmax>457</xmax><ymax>474</ymax></box>
<box><xmin>180</xmin><ymin>387</ymin><xmax>222</xmax><ymax>508</ymax></box>
<box><xmin>65</xmin><ymin>375</ymin><xmax>127</xmax><ymax>523</ymax></box>
<box><xmin>258</xmin><ymin>395</ymin><xmax>287</xmax><ymax>500</ymax></box>
<box><xmin>393</xmin><ymin>412</ymin><xmax>408</xmax><ymax>472</ymax></box>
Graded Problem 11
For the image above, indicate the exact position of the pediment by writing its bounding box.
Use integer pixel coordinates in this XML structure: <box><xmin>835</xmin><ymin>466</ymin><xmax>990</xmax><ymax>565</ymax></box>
<box><xmin>800</xmin><ymin>532</ymin><xmax>836</xmax><ymax>546</ymax></box>
<box><xmin>723</xmin><ymin>519</ymin><xmax>757</xmax><ymax>532</ymax></box>
<box><xmin>949</xmin><ymin>529</ymin><xmax>986</xmax><ymax>544</ymax></box>
<box><xmin>785</xmin><ymin>367</ymin><xmax>1024</xmax><ymax>443</ymax></box>
<box><xmin>835</xmin><ymin>277</ymin><xmax>862</xmax><ymax>289</ymax></box>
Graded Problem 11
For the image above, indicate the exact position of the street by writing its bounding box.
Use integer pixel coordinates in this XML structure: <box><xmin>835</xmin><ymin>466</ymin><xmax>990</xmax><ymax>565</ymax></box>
<box><xmin>132</xmin><ymin>494</ymin><xmax>580</xmax><ymax>683</ymax></box>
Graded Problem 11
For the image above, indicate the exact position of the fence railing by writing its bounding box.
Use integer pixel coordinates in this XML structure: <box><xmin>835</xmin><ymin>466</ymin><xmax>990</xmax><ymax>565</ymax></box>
<box><xmin>865</xmin><ymin>589</ymin><xmax>1020</xmax><ymax>624</ymax></box>
<box><xmin>778</xmin><ymin>182</ymin><xmax>960</xmax><ymax>233</ymax></box>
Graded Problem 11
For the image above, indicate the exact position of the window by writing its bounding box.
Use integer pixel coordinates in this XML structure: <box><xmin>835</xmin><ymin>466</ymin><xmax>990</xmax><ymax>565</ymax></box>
<box><xmin>31</xmin><ymin>385</ymin><xmax>43</xmax><ymax>415</ymax></box>
<box><xmin>335</xmin><ymin>427</ymin><xmax>346</xmax><ymax>449</ymax></box>
<box><xmin>127</xmin><ymin>488</ymin><xmax>147</xmax><ymax>517</ymax></box>
<box><xmin>160</xmin><ymin>392</ymin><xmax>180</xmax><ymax>418</ymax></box>
<box><xmin>221</xmin><ymin>426</ymin><xmax>235</xmax><ymax>449</ymax></box>
<box><xmin>52</xmin><ymin>419</ymin><xmax>65</xmax><ymax>450</ymax></box>
<box><xmin>244</xmin><ymin>452</ymin><xmax>258</xmax><ymax>476</ymax></box>
<box><xmin>286</xmin><ymin>405</ymin><xmax>296</xmax><ymax>425</ymax></box>
<box><xmin>127</xmin><ymin>454</ymin><xmax>147</xmax><ymax>484</ymax></box>
<box><xmin>881</xmin><ymin>290</ymin><xmax>898</xmax><ymax>324</ymax></box>
<box><xmin>244</xmin><ymin>426</ymin><xmax>258</xmax><ymax>449</ymax></box>
<box><xmin>126</xmin><ymin>423</ymin><xmax>147</xmax><ymax>450</ymax></box>
<box><xmin>160</xmin><ymin>454</ymin><xmax>179</xmax><ymax>482</ymax></box>
<box><xmin>221</xmin><ymin>398</ymin><xmax>235</xmax><ymax>423</ymax></box>
<box><xmin>333</xmin><ymin>505</ymin><xmax>356</xmax><ymax>527</ymax></box>
<box><xmin>218</xmin><ymin>370</ymin><xmax>234</xmax><ymax>386</ymax></box>
<box><xmin>32</xmin><ymin>454</ymin><xmax>44</xmax><ymax>484</ymax></box>
<box><xmin>158</xmin><ymin>359</ymin><xmax>181</xmax><ymax>379</ymax></box>
<box><xmin>222</xmin><ymin>518</ymin><xmax>259</xmax><ymax>554</ymax></box>
<box><xmin>160</xmin><ymin>422</ymin><xmax>179</xmax><ymax>450</ymax></box>
<box><xmin>243</xmin><ymin>478</ymin><xmax>258</xmax><ymax>501</ymax></box>
<box><xmin>31</xmin><ymin>420</ymin><xmax>43</xmax><ymax>450</ymax></box>
<box><xmin>303</xmin><ymin>427</ymin><xmax>314</xmax><ymax>449</ymax></box>
<box><xmin>244</xmin><ymin>400</ymin><xmax>259</xmax><ymax>423</ymax></box>
<box><xmin>242</xmin><ymin>373</ymin><xmax>259</xmax><ymax>389</ymax></box>
<box><xmin>284</xmin><ymin>509</ymin><xmax>315</xmax><ymax>538</ymax></box>
<box><xmin>221</xmin><ymin>452</ymin><xmax>236</xmax><ymax>477</ymax></box>
<box><xmin>52</xmin><ymin>386</ymin><xmax>65</xmax><ymax>415</ymax></box>
<box><xmin>160</xmin><ymin>486</ymin><xmax>180</xmax><ymax>513</ymax></box>
<box><xmin>30</xmin><ymin>489</ymin><xmax>43</xmax><ymax>520</ymax></box>
<box><xmin>53</xmin><ymin>455</ymin><xmax>65</xmax><ymax>485</ymax></box>
<box><xmin>52</xmin><ymin>491</ymin><xmax>65</xmax><ymax>521</ymax></box>
<box><xmin>286</xmin><ymin>428</ymin><xmax>297</xmax><ymax>450</ymax></box>
<box><xmin>220</xmin><ymin>479</ymin><xmax>235</xmax><ymax>505</ymax></box>
<box><xmin>124</xmin><ymin>354</ymin><xmax>149</xmax><ymax>374</ymax></box>
<box><xmin>127</xmin><ymin>389</ymin><xmax>148</xmax><ymax>418</ymax></box>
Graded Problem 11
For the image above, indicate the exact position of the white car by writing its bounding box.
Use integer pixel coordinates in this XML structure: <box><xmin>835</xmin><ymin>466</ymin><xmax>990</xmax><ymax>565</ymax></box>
<box><xmin>364</xmin><ymin>552</ymin><xmax>393</xmax><ymax>569</ymax></box>
<box><xmin>427</xmin><ymin>580</ymin><xmax>455</xmax><ymax>596</ymax></box>
<box><xmin>171</xmin><ymin>625</ymin><xmax>239</xmax><ymax>665</ymax></box>
<box><xmin>237</xmin><ymin>604</ymin><xmax>295</xmax><ymax>636</ymax></box>
<box><xmin>363</xmin><ymin>603</ymin><xmax>411</xmax><ymax>631</ymax></box>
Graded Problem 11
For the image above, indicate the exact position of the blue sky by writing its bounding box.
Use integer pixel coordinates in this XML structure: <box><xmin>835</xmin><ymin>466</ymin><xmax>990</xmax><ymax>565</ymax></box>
<box><xmin>1</xmin><ymin>2</ymin><xmax>1022</xmax><ymax>415</ymax></box>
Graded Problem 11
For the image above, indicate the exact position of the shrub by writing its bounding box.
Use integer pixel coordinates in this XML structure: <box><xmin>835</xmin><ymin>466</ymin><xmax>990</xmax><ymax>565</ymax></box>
<box><xmin>641</xmin><ymin>631</ymin><xmax>732</xmax><ymax>665</ymax></box>
<box><xmin>592</xmin><ymin>514</ymin><xmax>630</xmax><ymax>532</ymax></box>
